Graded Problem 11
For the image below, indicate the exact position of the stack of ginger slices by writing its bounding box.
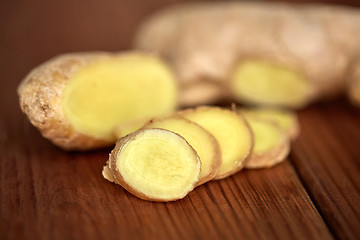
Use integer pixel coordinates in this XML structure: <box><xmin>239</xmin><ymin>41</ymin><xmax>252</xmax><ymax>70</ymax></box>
<box><xmin>103</xmin><ymin>106</ymin><xmax>299</xmax><ymax>202</ymax></box>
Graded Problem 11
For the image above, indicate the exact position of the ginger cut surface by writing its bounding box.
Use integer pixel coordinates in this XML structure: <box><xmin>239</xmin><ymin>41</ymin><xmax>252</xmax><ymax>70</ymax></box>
<box><xmin>179</xmin><ymin>106</ymin><xmax>253</xmax><ymax>179</ymax></box>
<box><xmin>142</xmin><ymin>117</ymin><xmax>221</xmax><ymax>185</ymax></box>
<box><xmin>231</xmin><ymin>61</ymin><xmax>312</xmax><ymax>108</ymax></box>
<box><xmin>242</xmin><ymin>114</ymin><xmax>290</xmax><ymax>169</ymax></box>
<box><xmin>105</xmin><ymin>128</ymin><xmax>200</xmax><ymax>201</ymax></box>
<box><xmin>18</xmin><ymin>52</ymin><xmax>178</xmax><ymax>150</ymax></box>
<box><xmin>240</xmin><ymin>107</ymin><xmax>300</xmax><ymax>140</ymax></box>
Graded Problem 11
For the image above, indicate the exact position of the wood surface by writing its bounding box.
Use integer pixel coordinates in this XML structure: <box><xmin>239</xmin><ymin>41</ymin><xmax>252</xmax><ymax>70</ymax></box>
<box><xmin>1</xmin><ymin>0</ymin><xmax>360</xmax><ymax>239</ymax></box>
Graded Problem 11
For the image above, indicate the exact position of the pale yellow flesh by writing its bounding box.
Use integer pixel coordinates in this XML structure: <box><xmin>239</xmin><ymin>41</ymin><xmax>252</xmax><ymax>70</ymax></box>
<box><xmin>181</xmin><ymin>108</ymin><xmax>252</xmax><ymax>178</ymax></box>
<box><xmin>117</xmin><ymin>129</ymin><xmax>200</xmax><ymax>200</ymax></box>
<box><xmin>114</xmin><ymin>118</ymin><xmax>150</xmax><ymax>139</ymax></box>
<box><xmin>244</xmin><ymin>115</ymin><xmax>283</xmax><ymax>154</ymax></box>
<box><xmin>231</xmin><ymin>61</ymin><xmax>311</xmax><ymax>108</ymax></box>
<box><xmin>143</xmin><ymin>117</ymin><xmax>219</xmax><ymax>183</ymax></box>
<box><xmin>62</xmin><ymin>54</ymin><xmax>177</xmax><ymax>140</ymax></box>
<box><xmin>241</xmin><ymin>108</ymin><xmax>298</xmax><ymax>139</ymax></box>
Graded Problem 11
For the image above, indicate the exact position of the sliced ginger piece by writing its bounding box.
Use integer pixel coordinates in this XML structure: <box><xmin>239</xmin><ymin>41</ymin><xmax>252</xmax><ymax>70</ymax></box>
<box><xmin>179</xmin><ymin>106</ymin><xmax>253</xmax><ymax>179</ymax></box>
<box><xmin>240</xmin><ymin>107</ymin><xmax>300</xmax><ymax>140</ymax></box>
<box><xmin>231</xmin><ymin>60</ymin><xmax>312</xmax><ymax>108</ymax></box>
<box><xmin>104</xmin><ymin>128</ymin><xmax>201</xmax><ymax>201</ymax></box>
<box><xmin>241</xmin><ymin>113</ymin><xmax>290</xmax><ymax>169</ymax></box>
<box><xmin>142</xmin><ymin>117</ymin><xmax>221</xmax><ymax>185</ymax></box>
<box><xmin>62</xmin><ymin>53</ymin><xmax>177</xmax><ymax>141</ymax></box>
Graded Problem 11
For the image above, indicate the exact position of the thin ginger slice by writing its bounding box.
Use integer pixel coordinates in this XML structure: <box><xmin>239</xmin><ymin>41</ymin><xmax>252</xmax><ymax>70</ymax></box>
<box><xmin>143</xmin><ymin>117</ymin><xmax>221</xmax><ymax>185</ymax></box>
<box><xmin>179</xmin><ymin>106</ymin><xmax>253</xmax><ymax>179</ymax></box>
<box><xmin>240</xmin><ymin>107</ymin><xmax>300</xmax><ymax>140</ymax></box>
<box><xmin>242</xmin><ymin>113</ymin><xmax>290</xmax><ymax>169</ymax></box>
<box><xmin>104</xmin><ymin>128</ymin><xmax>200</xmax><ymax>201</ymax></box>
<box><xmin>62</xmin><ymin>53</ymin><xmax>177</xmax><ymax>141</ymax></box>
<box><xmin>231</xmin><ymin>60</ymin><xmax>312</xmax><ymax>108</ymax></box>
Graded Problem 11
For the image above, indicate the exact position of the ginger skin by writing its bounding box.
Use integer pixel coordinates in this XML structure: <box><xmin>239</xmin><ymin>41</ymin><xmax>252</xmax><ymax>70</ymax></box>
<box><xmin>135</xmin><ymin>2</ymin><xmax>360</xmax><ymax>108</ymax></box>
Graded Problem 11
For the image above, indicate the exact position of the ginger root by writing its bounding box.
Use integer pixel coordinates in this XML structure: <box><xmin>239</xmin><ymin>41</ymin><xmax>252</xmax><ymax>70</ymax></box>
<box><xmin>240</xmin><ymin>112</ymin><xmax>290</xmax><ymax>169</ymax></box>
<box><xmin>104</xmin><ymin>105</ymin><xmax>301</xmax><ymax>201</ymax></box>
<box><xmin>18</xmin><ymin>52</ymin><xmax>178</xmax><ymax>150</ymax></box>
<box><xmin>240</xmin><ymin>107</ymin><xmax>300</xmax><ymax>141</ymax></box>
<box><xmin>135</xmin><ymin>2</ymin><xmax>360</xmax><ymax>108</ymax></box>
<box><xmin>178</xmin><ymin>106</ymin><xmax>253</xmax><ymax>179</ymax></box>
<box><xmin>231</xmin><ymin>61</ymin><xmax>312</xmax><ymax>108</ymax></box>
<box><xmin>103</xmin><ymin>128</ymin><xmax>200</xmax><ymax>201</ymax></box>
<box><xmin>142</xmin><ymin>116</ymin><xmax>221</xmax><ymax>185</ymax></box>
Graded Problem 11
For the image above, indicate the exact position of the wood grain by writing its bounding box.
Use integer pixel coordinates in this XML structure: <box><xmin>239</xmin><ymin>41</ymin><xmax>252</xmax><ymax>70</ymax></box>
<box><xmin>1</xmin><ymin>0</ymin><xmax>360</xmax><ymax>239</ymax></box>
<box><xmin>0</xmin><ymin>112</ymin><xmax>333</xmax><ymax>240</ymax></box>
<box><xmin>291</xmin><ymin>102</ymin><xmax>360</xmax><ymax>240</ymax></box>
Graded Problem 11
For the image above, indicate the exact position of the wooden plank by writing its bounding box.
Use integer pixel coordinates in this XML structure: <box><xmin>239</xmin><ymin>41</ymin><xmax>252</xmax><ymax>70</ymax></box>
<box><xmin>1</xmin><ymin>0</ymin><xmax>356</xmax><ymax>239</ymax></box>
<box><xmin>0</xmin><ymin>110</ymin><xmax>333</xmax><ymax>240</ymax></box>
<box><xmin>291</xmin><ymin>101</ymin><xmax>360</xmax><ymax>240</ymax></box>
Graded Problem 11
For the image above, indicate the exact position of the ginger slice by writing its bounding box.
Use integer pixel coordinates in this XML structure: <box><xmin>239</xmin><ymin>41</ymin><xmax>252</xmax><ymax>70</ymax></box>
<box><xmin>104</xmin><ymin>128</ymin><xmax>201</xmax><ymax>201</ymax></box>
<box><xmin>143</xmin><ymin>117</ymin><xmax>221</xmax><ymax>185</ymax></box>
<box><xmin>62</xmin><ymin>53</ymin><xmax>177</xmax><ymax>141</ymax></box>
<box><xmin>231</xmin><ymin>60</ymin><xmax>312</xmax><ymax>108</ymax></box>
<box><xmin>241</xmin><ymin>113</ymin><xmax>290</xmax><ymax>169</ymax></box>
<box><xmin>179</xmin><ymin>106</ymin><xmax>253</xmax><ymax>179</ymax></box>
<box><xmin>240</xmin><ymin>108</ymin><xmax>300</xmax><ymax>140</ymax></box>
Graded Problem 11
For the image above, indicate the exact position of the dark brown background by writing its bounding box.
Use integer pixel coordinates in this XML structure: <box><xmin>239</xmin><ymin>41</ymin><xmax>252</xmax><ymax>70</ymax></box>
<box><xmin>1</xmin><ymin>0</ymin><xmax>360</xmax><ymax>239</ymax></box>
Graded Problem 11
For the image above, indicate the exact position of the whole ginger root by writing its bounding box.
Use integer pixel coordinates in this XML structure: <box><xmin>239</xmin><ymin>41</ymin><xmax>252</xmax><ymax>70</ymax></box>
<box><xmin>135</xmin><ymin>2</ymin><xmax>360</xmax><ymax>108</ymax></box>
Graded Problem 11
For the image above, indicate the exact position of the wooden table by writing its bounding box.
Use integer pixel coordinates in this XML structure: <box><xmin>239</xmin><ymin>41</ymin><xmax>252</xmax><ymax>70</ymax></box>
<box><xmin>1</xmin><ymin>1</ymin><xmax>359</xmax><ymax>239</ymax></box>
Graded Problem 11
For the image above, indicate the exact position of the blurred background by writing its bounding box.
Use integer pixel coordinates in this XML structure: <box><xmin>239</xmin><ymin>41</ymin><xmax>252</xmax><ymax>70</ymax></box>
<box><xmin>1</xmin><ymin>0</ymin><xmax>359</xmax><ymax>108</ymax></box>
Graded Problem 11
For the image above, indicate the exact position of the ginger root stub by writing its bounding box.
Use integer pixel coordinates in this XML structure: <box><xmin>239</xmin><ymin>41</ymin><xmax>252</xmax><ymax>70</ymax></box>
<box><xmin>18</xmin><ymin>52</ymin><xmax>178</xmax><ymax>150</ymax></box>
<box><xmin>103</xmin><ymin>128</ymin><xmax>201</xmax><ymax>202</ymax></box>
<box><xmin>135</xmin><ymin>2</ymin><xmax>360</xmax><ymax>108</ymax></box>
